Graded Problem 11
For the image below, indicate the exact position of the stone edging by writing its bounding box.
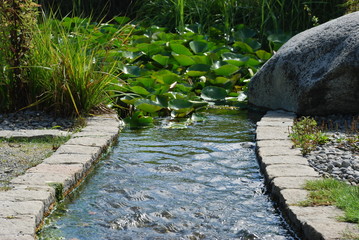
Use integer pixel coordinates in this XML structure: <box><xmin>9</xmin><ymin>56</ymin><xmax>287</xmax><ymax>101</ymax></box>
<box><xmin>256</xmin><ymin>110</ymin><xmax>359</xmax><ymax>240</ymax></box>
<box><xmin>0</xmin><ymin>114</ymin><xmax>122</xmax><ymax>240</ymax></box>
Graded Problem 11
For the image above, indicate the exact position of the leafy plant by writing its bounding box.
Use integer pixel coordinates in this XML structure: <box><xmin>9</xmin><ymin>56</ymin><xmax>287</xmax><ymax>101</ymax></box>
<box><xmin>289</xmin><ymin>117</ymin><xmax>329</xmax><ymax>155</ymax></box>
<box><xmin>27</xmin><ymin>15</ymin><xmax>131</xmax><ymax>116</ymax></box>
<box><xmin>110</xmin><ymin>23</ymin><xmax>274</xmax><ymax>127</ymax></box>
<box><xmin>0</xmin><ymin>0</ymin><xmax>39</xmax><ymax>111</ymax></box>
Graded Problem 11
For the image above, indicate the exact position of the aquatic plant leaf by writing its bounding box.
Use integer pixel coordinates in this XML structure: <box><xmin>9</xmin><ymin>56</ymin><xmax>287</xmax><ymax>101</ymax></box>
<box><xmin>246</xmin><ymin>58</ymin><xmax>261</xmax><ymax>66</ymax></box>
<box><xmin>192</xmin><ymin>55</ymin><xmax>211</xmax><ymax>64</ymax></box>
<box><xmin>152</xmin><ymin>70</ymin><xmax>181</xmax><ymax>84</ymax></box>
<box><xmin>255</xmin><ymin>50</ymin><xmax>272</xmax><ymax>60</ymax></box>
<box><xmin>130</xmin><ymin>86</ymin><xmax>150</xmax><ymax>96</ymax></box>
<box><xmin>170</xmin><ymin>43</ymin><xmax>193</xmax><ymax>56</ymax></box>
<box><xmin>124</xmin><ymin>111</ymin><xmax>154</xmax><ymax>128</ymax></box>
<box><xmin>172</xmin><ymin>53</ymin><xmax>196</xmax><ymax>66</ymax></box>
<box><xmin>186</xmin><ymin>64</ymin><xmax>211</xmax><ymax>77</ymax></box>
<box><xmin>121</xmin><ymin>65</ymin><xmax>142</xmax><ymax>77</ymax></box>
<box><xmin>168</xmin><ymin>99</ymin><xmax>193</xmax><ymax>110</ymax></box>
<box><xmin>137</xmin><ymin>43</ymin><xmax>164</xmax><ymax>56</ymax></box>
<box><xmin>152</xmin><ymin>54</ymin><xmax>170</xmax><ymax>66</ymax></box>
<box><xmin>120</xmin><ymin>95</ymin><xmax>141</xmax><ymax>105</ymax></box>
<box><xmin>212</xmin><ymin>61</ymin><xmax>239</xmax><ymax>76</ymax></box>
<box><xmin>233</xmin><ymin>26</ymin><xmax>257</xmax><ymax>41</ymax></box>
<box><xmin>201</xmin><ymin>86</ymin><xmax>227</xmax><ymax>101</ymax></box>
<box><xmin>233</xmin><ymin>41</ymin><xmax>254</xmax><ymax>53</ymax></box>
<box><xmin>134</xmin><ymin>99</ymin><xmax>163</xmax><ymax>113</ymax></box>
<box><xmin>221</xmin><ymin>52</ymin><xmax>249</xmax><ymax>66</ymax></box>
<box><xmin>189</xmin><ymin>41</ymin><xmax>209</xmax><ymax>54</ymax></box>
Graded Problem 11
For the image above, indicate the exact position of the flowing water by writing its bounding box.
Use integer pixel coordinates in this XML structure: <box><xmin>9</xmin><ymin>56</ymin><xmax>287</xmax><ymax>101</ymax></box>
<box><xmin>38</xmin><ymin>109</ymin><xmax>298</xmax><ymax>240</ymax></box>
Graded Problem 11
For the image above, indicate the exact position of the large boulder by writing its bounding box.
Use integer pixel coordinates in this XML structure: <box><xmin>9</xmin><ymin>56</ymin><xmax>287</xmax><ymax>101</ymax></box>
<box><xmin>248</xmin><ymin>12</ymin><xmax>359</xmax><ymax>115</ymax></box>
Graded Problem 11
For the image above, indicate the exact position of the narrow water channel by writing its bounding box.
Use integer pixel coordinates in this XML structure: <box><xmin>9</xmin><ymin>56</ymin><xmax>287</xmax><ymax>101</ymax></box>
<box><xmin>38</xmin><ymin>109</ymin><xmax>298</xmax><ymax>240</ymax></box>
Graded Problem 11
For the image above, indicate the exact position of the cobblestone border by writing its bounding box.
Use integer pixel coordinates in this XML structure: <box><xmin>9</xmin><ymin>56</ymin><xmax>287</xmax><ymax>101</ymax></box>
<box><xmin>0</xmin><ymin>114</ymin><xmax>122</xmax><ymax>239</ymax></box>
<box><xmin>256</xmin><ymin>110</ymin><xmax>359</xmax><ymax>240</ymax></box>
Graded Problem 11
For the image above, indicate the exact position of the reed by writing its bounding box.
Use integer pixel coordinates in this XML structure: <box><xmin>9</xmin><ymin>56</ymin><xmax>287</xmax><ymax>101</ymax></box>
<box><xmin>27</xmin><ymin>14</ymin><xmax>124</xmax><ymax>116</ymax></box>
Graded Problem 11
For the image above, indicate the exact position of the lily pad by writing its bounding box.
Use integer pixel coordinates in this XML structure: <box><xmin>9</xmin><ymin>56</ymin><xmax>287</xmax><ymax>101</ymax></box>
<box><xmin>201</xmin><ymin>86</ymin><xmax>227</xmax><ymax>101</ymax></box>
<box><xmin>189</xmin><ymin>40</ymin><xmax>209</xmax><ymax>54</ymax></box>
<box><xmin>186</xmin><ymin>64</ymin><xmax>211</xmax><ymax>77</ymax></box>
<box><xmin>172</xmin><ymin>53</ymin><xmax>196</xmax><ymax>66</ymax></box>
<box><xmin>212</xmin><ymin>61</ymin><xmax>239</xmax><ymax>76</ymax></box>
<box><xmin>152</xmin><ymin>54</ymin><xmax>170</xmax><ymax>66</ymax></box>
<box><xmin>134</xmin><ymin>99</ymin><xmax>163</xmax><ymax>113</ymax></box>
<box><xmin>168</xmin><ymin>99</ymin><xmax>193</xmax><ymax>110</ymax></box>
<box><xmin>170</xmin><ymin>43</ymin><xmax>193</xmax><ymax>56</ymax></box>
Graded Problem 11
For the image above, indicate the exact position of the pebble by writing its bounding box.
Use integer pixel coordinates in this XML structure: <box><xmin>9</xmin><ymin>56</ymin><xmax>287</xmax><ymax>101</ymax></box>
<box><xmin>0</xmin><ymin>110</ymin><xmax>75</xmax><ymax>130</ymax></box>
<box><xmin>305</xmin><ymin>114</ymin><xmax>359</xmax><ymax>185</ymax></box>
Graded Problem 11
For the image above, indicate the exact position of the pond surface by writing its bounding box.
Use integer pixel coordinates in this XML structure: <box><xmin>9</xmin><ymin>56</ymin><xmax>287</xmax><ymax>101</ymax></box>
<box><xmin>38</xmin><ymin>109</ymin><xmax>298</xmax><ymax>240</ymax></box>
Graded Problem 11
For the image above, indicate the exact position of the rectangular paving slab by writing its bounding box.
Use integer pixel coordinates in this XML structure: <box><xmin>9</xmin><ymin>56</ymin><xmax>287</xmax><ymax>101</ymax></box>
<box><xmin>264</xmin><ymin>164</ymin><xmax>320</xmax><ymax>181</ymax></box>
<box><xmin>288</xmin><ymin>206</ymin><xmax>359</xmax><ymax>240</ymax></box>
<box><xmin>0</xmin><ymin>215</ymin><xmax>36</xmax><ymax>237</ymax></box>
<box><xmin>0</xmin><ymin>201</ymin><xmax>44</xmax><ymax>226</ymax></box>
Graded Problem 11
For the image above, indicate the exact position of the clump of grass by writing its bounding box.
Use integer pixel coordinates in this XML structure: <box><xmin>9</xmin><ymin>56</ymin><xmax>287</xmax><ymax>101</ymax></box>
<box><xmin>289</xmin><ymin>116</ymin><xmax>329</xmax><ymax>155</ymax></box>
<box><xmin>300</xmin><ymin>178</ymin><xmax>359</xmax><ymax>225</ymax></box>
<box><xmin>27</xmin><ymin>14</ymin><xmax>127</xmax><ymax>116</ymax></box>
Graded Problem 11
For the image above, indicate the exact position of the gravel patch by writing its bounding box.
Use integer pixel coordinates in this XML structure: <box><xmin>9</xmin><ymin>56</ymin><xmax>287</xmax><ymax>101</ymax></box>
<box><xmin>0</xmin><ymin>110</ymin><xmax>75</xmax><ymax>190</ymax></box>
<box><xmin>0</xmin><ymin>110</ymin><xmax>75</xmax><ymax>131</ymax></box>
<box><xmin>303</xmin><ymin>114</ymin><xmax>359</xmax><ymax>185</ymax></box>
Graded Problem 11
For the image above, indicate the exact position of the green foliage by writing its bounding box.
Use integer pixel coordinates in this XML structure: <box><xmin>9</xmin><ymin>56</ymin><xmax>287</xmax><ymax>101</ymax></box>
<box><xmin>290</xmin><ymin>117</ymin><xmax>329</xmax><ymax>155</ymax></box>
<box><xmin>0</xmin><ymin>0</ymin><xmax>39</xmax><ymax>111</ymax></box>
<box><xmin>27</xmin><ymin>15</ymin><xmax>130</xmax><ymax>116</ymax></box>
<box><xmin>112</xmin><ymin>24</ymin><xmax>274</xmax><ymax>127</ymax></box>
<box><xmin>301</xmin><ymin>178</ymin><xmax>359</xmax><ymax>225</ymax></box>
<box><xmin>132</xmin><ymin>0</ymin><xmax>346</xmax><ymax>40</ymax></box>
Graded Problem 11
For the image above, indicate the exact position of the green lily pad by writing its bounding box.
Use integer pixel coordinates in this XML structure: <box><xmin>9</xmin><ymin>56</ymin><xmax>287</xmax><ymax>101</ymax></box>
<box><xmin>172</xmin><ymin>53</ymin><xmax>196</xmax><ymax>66</ymax></box>
<box><xmin>212</xmin><ymin>61</ymin><xmax>239</xmax><ymax>76</ymax></box>
<box><xmin>255</xmin><ymin>50</ymin><xmax>272</xmax><ymax>60</ymax></box>
<box><xmin>152</xmin><ymin>54</ymin><xmax>170</xmax><ymax>66</ymax></box>
<box><xmin>168</xmin><ymin>99</ymin><xmax>194</xmax><ymax>110</ymax></box>
<box><xmin>201</xmin><ymin>86</ymin><xmax>227</xmax><ymax>101</ymax></box>
<box><xmin>186</xmin><ymin>64</ymin><xmax>211</xmax><ymax>77</ymax></box>
<box><xmin>170</xmin><ymin>43</ymin><xmax>193</xmax><ymax>56</ymax></box>
<box><xmin>130</xmin><ymin>86</ymin><xmax>150</xmax><ymax>96</ymax></box>
<box><xmin>124</xmin><ymin>111</ymin><xmax>154</xmax><ymax>128</ymax></box>
<box><xmin>189</xmin><ymin>40</ymin><xmax>209</xmax><ymax>54</ymax></box>
<box><xmin>134</xmin><ymin>99</ymin><xmax>163</xmax><ymax>113</ymax></box>
<box><xmin>121</xmin><ymin>65</ymin><xmax>142</xmax><ymax>77</ymax></box>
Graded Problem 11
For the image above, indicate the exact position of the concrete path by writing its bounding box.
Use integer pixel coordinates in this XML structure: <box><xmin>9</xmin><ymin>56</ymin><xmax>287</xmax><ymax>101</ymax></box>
<box><xmin>256</xmin><ymin>110</ymin><xmax>359</xmax><ymax>240</ymax></box>
<box><xmin>0</xmin><ymin>114</ymin><xmax>121</xmax><ymax>240</ymax></box>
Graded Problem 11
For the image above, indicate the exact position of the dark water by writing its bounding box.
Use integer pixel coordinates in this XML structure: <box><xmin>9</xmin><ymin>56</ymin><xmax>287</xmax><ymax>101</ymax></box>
<box><xmin>38</xmin><ymin>110</ymin><xmax>298</xmax><ymax>240</ymax></box>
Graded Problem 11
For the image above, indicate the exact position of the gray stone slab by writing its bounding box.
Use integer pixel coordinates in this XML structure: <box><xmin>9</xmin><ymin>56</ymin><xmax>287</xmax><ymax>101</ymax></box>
<box><xmin>72</xmin><ymin>131</ymin><xmax>117</xmax><ymax>139</ymax></box>
<box><xmin>0</xmin><ymin>235</ymin><xmax>34</xmax><ymax>240</ymax></box>
<box><xmin>80</xmin><ymin>125</ymin><xmax>119</xmax><ymax>133</ymax></box>
<box><xmin>66</xmin><ymin>136</ymin><xmax>111</xmax><ymax>149</ymax></box>
<box><xmin>288</xmin><ymin>206</ymin><xmax>359</xmax><ymax>240</ymax></box>
<box><xmin>257</xmin><ymin>146</ymin><xmax>302</xmax><ymax>156</ymax></box>
<box><xmin>43</xmin><ymin>153</ymin><xmax>95</xmax><ymax>172</ymax></box>
<box><xmin>256</xmin><ymin>139</ymin><xmax>294</xmax><ymax>148</ymax></box>
<box><xmin>271</xmin><ymin>176</ymin><xmax>321</xmax><ymax>190</ymax></box>
<box><xmin>10</xmin><ymin>172</ymin><xmax>75</xmax><ymax>194</ymax></box>
<box><xmin>256</xmin><ymin>126</ymin><xmax>290</xmax><ymax>140</ymax></box>
<box><xmin>27</xmin><ymin>164</ymin><xmax>84</xmax><ymax>183</ymax></box>
<box><xmin>264</xmin><ymin>164</ymin><xmax>320</xmax><ymax>181</ymax></box>
<box><xmin>0</xmin><ymin>215</ymin><xmax>36</xmax><ymax>236</ymax></box>
<box><xmin>259</xmin><ymin>155</ymin><xmax>309</xmax><ymax>168</ymax></box>
<box><xmin>0</xmin><ymin>201</ymin><xmax>44</xmax><ymax>226</ymax></box>
<box><xmin>56</xmin><ymin>145</ymin><xmax>101</xmax><ymax>159</ymax></box>
<box><xmin>0</xmin><ymin>187</ymin><xmax>55</xmax><ymax>213</ymax></box>
<box><xmin>278</xmin><ymin>189</ymin><xmax>308</xmax><ymax>205</ymax></box>
<box><xmin>0</xmin><ymin>130</ymin><xmax>71</xmax><ymax>139</ymax></box>
<box><xmin>256</xmin><ymin>121</ymin><xmax>293</xmax><ymax>127</ymax></box>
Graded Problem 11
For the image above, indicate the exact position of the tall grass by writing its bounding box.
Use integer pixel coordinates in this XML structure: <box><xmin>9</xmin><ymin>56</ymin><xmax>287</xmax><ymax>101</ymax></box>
<box><xmin>27</xmin><ymin>14</ymin><xmax>126</xmax><ymax>116</ymax></box>
<box><xmin>132</xmin><ymin>0</ymin><xmax>346</xmax><ymax>36</ymax></box>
